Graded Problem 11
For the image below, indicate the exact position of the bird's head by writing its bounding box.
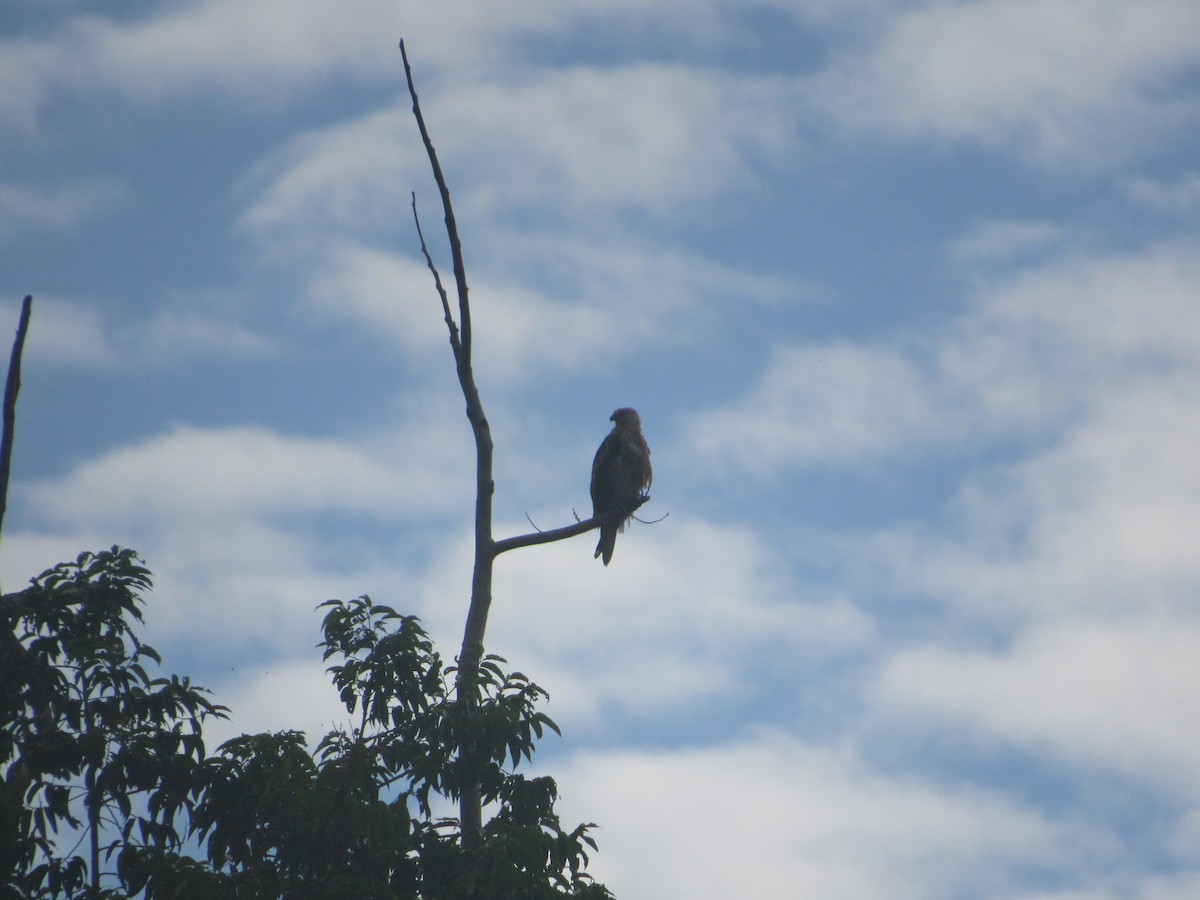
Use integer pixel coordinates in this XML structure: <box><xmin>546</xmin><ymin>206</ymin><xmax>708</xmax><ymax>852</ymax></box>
<box><xmin>610</xmin><ymin>407</ymin><xmax>641</xmax><ymax>429</ymax></box>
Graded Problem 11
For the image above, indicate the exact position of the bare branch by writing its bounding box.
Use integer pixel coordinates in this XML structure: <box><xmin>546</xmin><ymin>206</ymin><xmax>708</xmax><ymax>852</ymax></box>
<box><xmin>402</xmin><ymin>40</ymin><xmax>495</xmax><ymax>846</ymax></box>
<box><xmin>0</xmin><ymin>295</ymin><xmax>32</xmax><ymax>547</ymax></box>
<box><xmin>400</xmin><ymin>40</ymin><xmax>472</xmax><ymax>363</ymax></box>
<box><xmin>0</xmin><ymin>586</ymin><xmax>37</xmax><ymax>615</ymax></box>
<box><xmin>411</xmin><ymin>193</ymin><xmax>462</xmax><ymax>356</ymax></box>
<box><xmin>494</xmin><ymin>497</ymin><xmax>650</xmax><ymax>557</ymax></box>
<box><xmin>402</xmin><ymin>41</ymin><xmax>659</xmax><ymax>851</ymax></box>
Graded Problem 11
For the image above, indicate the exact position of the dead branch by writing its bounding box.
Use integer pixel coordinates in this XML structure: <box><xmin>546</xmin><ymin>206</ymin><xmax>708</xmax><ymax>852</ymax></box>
<box><xmin>401</xmin><ymin>41</ymin><xmax>471</xmax><ymax>363</ymax></box>
<box><xmin>411</xmin><ymin>194</ymin><xmax>461</xmax><ymax>353</ymax></box>
<box><xmin>402</xmin><ymin>41</ymin><xmax>654</xmax><ymax>845</ymax></box>
<box><xmin>495</xmin><ymin>498</ymin><xmax>650</xmax><ymax>557</ymax></box>
<box><xmin>402</xmin><ymin>39</ymin><xmax>495</xmax><ymax>845</ymax></box>
<box><xmin>0</xmin><ymin>296</ymin><xmax>32</xmax><ymax>549</ymax></box>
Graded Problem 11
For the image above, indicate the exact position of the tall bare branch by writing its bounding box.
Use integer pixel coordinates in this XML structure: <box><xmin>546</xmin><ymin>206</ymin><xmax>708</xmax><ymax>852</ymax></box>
<box><xmin>401</xmin><ymin>41</ymin><xmax>472</xmax><ymax>364</ymax></box>
<box><xmin>401</xmin><ymin>40</ymin><xmax>495</xmax><ymax>844</ymax></box>
<box><xmin>401</xmin><ymin>42</ymin><xmax>652</xmax><ymax>845</ymax></box>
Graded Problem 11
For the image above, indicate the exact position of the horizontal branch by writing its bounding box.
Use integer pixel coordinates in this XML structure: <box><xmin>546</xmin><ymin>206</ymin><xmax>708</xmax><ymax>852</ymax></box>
<box><xmin>1</xmin><ymin>584</ymin><xmax>87</xmax><ymax>617</ymax></box>
<box><xmin>493</xmin><ymin>496</ymin><xmax>649</xmax><ymax>557</ymax></box>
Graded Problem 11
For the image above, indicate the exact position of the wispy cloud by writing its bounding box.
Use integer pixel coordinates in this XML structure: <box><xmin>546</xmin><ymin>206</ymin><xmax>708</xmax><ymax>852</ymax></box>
<box><xmin>0</xmin><ymin>1</ymin><xmax>404</xmax><ymax>126</ymax></box>
<box><xmin>1121</xmin><ymin>171</ymin><xmax>1200</xmax><ymax>213</ymax></box>
<box><xmin>433</xmin><ymin>64</ymin><xmax>798</xmax><ymax>221</ymax></box>
<box><xmin>877</xmin><ymin>617</ymin><xmax>1200</xmax><ymax>793</ymax></box>
<box><xmin>0</xmin><ymin>179</ymin><xmax>130</xmax><ymax>237</ymax></box>
<box><xmin>808</xmin><ymin>0</ymin><xmax>1200</xmax><ymax>167</ymax></box>
<box><xmin>412</xmin><ymin>519</ymin><xmax>874</xmax><ymax>725</ymax></box>
<box><xmin>4</xmin><ymin>295</ymin><xmax>277</xmax><ymax>372</ymax></box>
<box><xmin>21</xmin><ymin>417</ymin><xmax>471</xmax><ymax>530</ymax></box>
<box><xmin>557</xmin><ymin>731</ymin><xmax>1098</xmax><ymax>899</ymax></box>
<box><xmin>950</xmin><ymin>218</ymin><xmax>1063</xmax><ymax>264</ymax></box>
<box><xmin>862</xmin><ymin>374</ymin><xmax>1200</xmax><ymax>623</ymax></box>
<box><xmin>688</xmin><ymin>238</ymin><xmax>1200</xmax><ymax>474</ymax></box>
<box><xmin>235</xmin><ymin>62</ymin><xmax>798</xmax><ymax>239</ymax></box>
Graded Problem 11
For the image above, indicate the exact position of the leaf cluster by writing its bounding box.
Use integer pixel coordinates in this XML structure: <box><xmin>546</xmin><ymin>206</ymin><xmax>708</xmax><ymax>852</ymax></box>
<box><xmin>3</xmin><ymin>554</ymin><xmax>613</xmax><ymax>898</ymax></box>
<box><xmin>1</xmin><ymin>547</ymin><xmax>226</xmax><ymax>898</ymax></box>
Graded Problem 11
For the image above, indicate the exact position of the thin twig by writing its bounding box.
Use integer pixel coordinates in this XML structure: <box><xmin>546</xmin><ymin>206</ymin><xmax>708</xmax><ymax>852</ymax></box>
<box><xmin>411</xmin><ymin>193</ymin><xmax>462</xmax><ymax>356</ymax></box>
<box><xmin>633</xmin><ymin>511</ymin><xmax>669</xmax><ymax>525</ymax></box>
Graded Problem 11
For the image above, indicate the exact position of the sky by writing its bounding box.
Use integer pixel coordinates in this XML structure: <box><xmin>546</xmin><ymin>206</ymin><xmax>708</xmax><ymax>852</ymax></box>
<box><xmin>3</xmin><ymin>0</ymin><xmax>1200</xmax><ymax>896</ymax></box>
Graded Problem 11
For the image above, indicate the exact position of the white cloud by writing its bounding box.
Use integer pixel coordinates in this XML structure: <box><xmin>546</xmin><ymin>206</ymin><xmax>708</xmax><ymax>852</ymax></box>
<box><xmin>0</xmin><ymin>179</ymin><xmax>130</xmax><ymax>237</ymax></box>
<box><xmin>687</xmin><ymin>341</ymin><xmax>939</xmax><ymax>471</ymax></box>
<box><xmin>237</xmin><ymin>61</ymin><xmax>797</xmax><ymax>249</ymax></box>
<box><xmin>306</xmin><ymin>242</ymin><xmax>449</xmax><ymax>363</ymax></box>
<box><xmin>236</xmin><ymin>108</ymin><xmax>422</xmax><ymax>247</ymax></box>
<box><xmin>2</xmin><ymin>393</ymin><xmax>481</xmax><ymax>659</ymax></box>
<box><xmin>412</xmin><ymin>518</ymin><xmax>874</xmax><ymax>726</ymax></box>
<box><xmin>139</xmin><ymin>517</ymin><xmax>390</xmax><ymax>646</ymax></box>
<box><xmin>438</xmin><ymin>64</ymin><xmax>796</xmax><ymax>220</ymax></box>
<box><xmin>677</xmin><ymin>231</ymin><xmax>1200</xmax><ymax>828</ymax></box>
<box><xmin>690</xmin><ymin>238</ymin><xmax>1200</xmax><ymax>474</ymax></box>
<box><xmin>135</xmin><ymin>308</ymin><xmax>276</xmax><ymax>362</ymax></box>
<box><xmin>4</xmin><ymin>296</ymin><xmax>120</xmax><ymax>370</ymax></box>
<box><xmin>12</xmin><ymin>0</ymin><xmax>1194</xmax><ymax>177</ymax></box>
<box><xmin>0</xmin><ymin>0</ymin><xmax>404</xmax><ymax>124</ymax></box>
<box><xmin>21</xmin><ymin>417</ymin><xmax>471</xmax><ymax>530</ymax></box>
<box><xmin>1</xmin><ymin>295</ymin><xmax>280</xmax><ymax>372</ymax></box>
<box><xmin>0</xmin><ymin>33</ymin><xmax>59</xmax><ymax>130</ymax></box>
<box><xmin>556</xmin><ymin>731</ymin><xmax>1095</xmax><ymax>900</ymax></box>
<box><xmin>809</xmin><ymin>0</ymin><xmax>1200</xmax><ymax>167</ymax></box>
<box><xmin>1135</xmin><ymin>874</ymin><xmax>1200</xmax><ymax>900</ymax></box>
<box><xmin>1121</xmin><ymin>171</ymin><xmax>1200</xmax><ymax>213</ymax></box>
<box><xmin>950</xmin><ymin>218</ymin><xmax>1063</xmax><ymax>264</ymax></box>
<box><xmin>969</xmin><ymin>241</ymin><xmax>1200</xmax><ymax>366</ymax></box>
<box><xmin>0</xmin><ymin>0</ymin><xmax>572</xmax><ymax>128</ymax></box>
<box><xmin>231</xmin><ymin>67</ymin><xmax>792</xmax><ymax>382</ymax></box>
<box><xmin>831</xmin><ymin>255</ymin><xmax>1200</xmax><ymax>802</ymax></box>
<box><xmin>306</xmin><ymin>239</ymin><xmax>626</xmax><ymax>386</ymax></box>
<box><xmin>933</xmin><ymin>240</ymin><xmax>1200</xmax><ymax>445</ymax></box>
<box><xmin>302</xmin><ymin>229</ymin><xmax>783</xmax><ymax>386</ymax></box>
<box><xmin>864</xmin><ymin>373</ymin><xmax>1200</xmax><ymax>624</ymax></box>
<box><xmin>202</xmin><ymin>659</ymin><xmax>351</xmax><ymax>750</ymax></box>
<box><xmin>0</xmin><ymin>520</ymin><xmax>343</xmax><ymax>675</ymax></box>
<box><xmin>877</xmin><ymin>616</ymin><xmax>1200</xmax><ymax>795</ymax></box>
<box><xmin>1</xmin><ymin>0</ymin><xmax>794</xmax><ymax>130</ymax></box>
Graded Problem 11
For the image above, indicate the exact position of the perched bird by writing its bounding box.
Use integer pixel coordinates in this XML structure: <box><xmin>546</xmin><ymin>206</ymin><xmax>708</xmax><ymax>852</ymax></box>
<box><xmin>590</xmin><ymin>407</ymin><xmax>652</xmax><ymax>565</ymax></box>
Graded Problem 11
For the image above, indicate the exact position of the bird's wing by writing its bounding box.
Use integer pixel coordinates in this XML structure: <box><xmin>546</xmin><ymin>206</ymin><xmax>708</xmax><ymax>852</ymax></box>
<box><xmin>590</xmin><ymin>429</ymin><xmax>623</xmax><ymax>513</ymax></box>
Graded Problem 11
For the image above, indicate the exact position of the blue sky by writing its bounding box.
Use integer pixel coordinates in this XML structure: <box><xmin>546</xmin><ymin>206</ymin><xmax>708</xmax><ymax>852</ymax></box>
<box><xmin>4</xmin><ymin>1</ymin><xmax>1200</xmax><ymax>896</ymax></box>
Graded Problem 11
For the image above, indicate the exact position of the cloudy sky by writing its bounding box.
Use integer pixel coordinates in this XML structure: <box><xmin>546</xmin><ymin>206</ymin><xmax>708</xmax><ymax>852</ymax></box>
<box><xmin>4</xmin><ymin>0</ymin><xmax>1200</xmax><ymax>896</ymax></box>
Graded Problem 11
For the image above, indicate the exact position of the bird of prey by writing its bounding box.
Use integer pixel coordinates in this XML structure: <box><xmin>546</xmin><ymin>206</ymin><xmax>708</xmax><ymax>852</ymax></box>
<box><xmin>590</xmin><ymin>407</ymin><xmax>652</xmax><ymax>565</ymax></box>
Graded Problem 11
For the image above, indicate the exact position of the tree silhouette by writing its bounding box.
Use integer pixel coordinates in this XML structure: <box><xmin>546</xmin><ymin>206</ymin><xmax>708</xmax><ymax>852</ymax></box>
<box><xmin>2</xmin><ymin>41</ymin><xmax>627</xmax><ymax>897</ymax></box>
<box><xmin>400</xmin><ymin>41</ymin><xmax>648</xmax><ymax>844</ymax></box>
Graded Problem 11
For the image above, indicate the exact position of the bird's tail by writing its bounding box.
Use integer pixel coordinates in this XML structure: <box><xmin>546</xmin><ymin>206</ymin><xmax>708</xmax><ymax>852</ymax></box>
<box><xmin>595</xmin><ymin>526</ymin><xmax>616</xmax><ymax>566</ymax></box>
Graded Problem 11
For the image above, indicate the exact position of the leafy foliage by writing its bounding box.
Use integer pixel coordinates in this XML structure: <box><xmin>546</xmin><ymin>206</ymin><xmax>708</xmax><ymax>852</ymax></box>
<box><xmin>1</xmin><ymin>547</ymin><xmax>225</xmax><ymax>898</ymax></box>
<box><xmin>2</xmin><ymin>553</ymin><xmax>613</xmax><ymax>898</ymax></box>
